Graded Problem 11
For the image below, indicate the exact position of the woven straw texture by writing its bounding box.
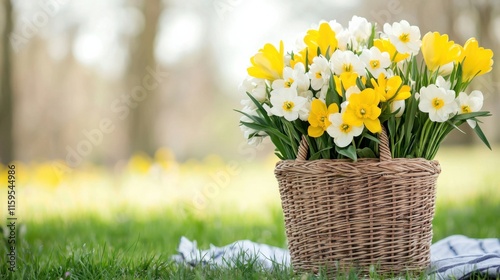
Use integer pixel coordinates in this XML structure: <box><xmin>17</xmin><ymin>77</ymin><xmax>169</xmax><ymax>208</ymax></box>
<box><xmin>274</xmin><ymin>129</ymin><xmax>441</xmax><ymax>274</ymax></box>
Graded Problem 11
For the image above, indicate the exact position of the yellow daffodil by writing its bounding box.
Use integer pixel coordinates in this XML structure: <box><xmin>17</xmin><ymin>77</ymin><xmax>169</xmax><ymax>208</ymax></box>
<box><xmin>344</xmin><ymin>88</ymin><xmax>382</xmax><ymax>133</ymax></box>
<box><xmin>371</xmin><ymin>73</ymin><xmax>411</xmax><ymax>102</ymax></box>
<box><xmin>373</xmin><ymin>38</ymin><xmax>409</xmax><ymax>63</ymax></box>
<box><xmin>421</xmin><ymin>32</ymin><xmax>461</xmax><ymax>72</ymax></box>
<box><xmin>290</xmin><ymin>50</ymin><xmax>306</xmax><ymax>68</ymax></box>
<box><xmin>247</xmin><ymin>41</ymin><xmax>285</xmax><ymax>81</ymax></box>
<box><xmin>333</xmin><ymin>72</ymin><xmax>365</xmax><ymax>97</ymax></box>
<box><xmin>304</xmin><ymin>22</ymin><xmax>338</xmax><ymax>63</ymax></box>
<box><xmin>307</xmin><ymin>99</ymin><xmax>339</xmax><ymax>137</ymax></box>
<box><xmin>459</xmin><ymin>38</ymin><xmax>494</xmax><ymax>82</ymax></box>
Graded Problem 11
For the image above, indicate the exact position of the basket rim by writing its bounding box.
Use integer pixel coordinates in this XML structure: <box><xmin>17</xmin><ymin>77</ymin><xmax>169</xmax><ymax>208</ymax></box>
<box><xmin>277</xmin><ymin>157</ymin><xmax>440</xmax><ymax>164</ymax></box>
<box><xmin>275</xmin><ymin>157</ymin><xmax>441</xmax><ymax>176</ymax></box>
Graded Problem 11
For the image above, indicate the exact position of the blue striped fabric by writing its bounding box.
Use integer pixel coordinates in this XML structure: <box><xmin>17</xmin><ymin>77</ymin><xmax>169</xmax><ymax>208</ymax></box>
<box><xmin>172</xmin><ymin>235</ymin><xmax>500</xmax><ymax>278</ymax></box>
<box><xmin>429</xmin><ymin>235</ymin><xmax>500</xmax><ymax>279</ymax></box>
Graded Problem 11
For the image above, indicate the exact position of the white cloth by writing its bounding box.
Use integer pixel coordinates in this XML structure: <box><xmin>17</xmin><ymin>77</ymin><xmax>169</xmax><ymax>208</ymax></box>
<box><xmin>172</xmin><ymin>235</ymin><xmax>500</xmax><ymax>278</ymax></box>
<box><xmin>428</xmin><ymin>235</ymin><xmax>500</xmax><ymax>279</ymax></box>
<box><xmin>171</xmin><ymin>236</ymin><xmax>289</xmax><ymax>270</ymax></box>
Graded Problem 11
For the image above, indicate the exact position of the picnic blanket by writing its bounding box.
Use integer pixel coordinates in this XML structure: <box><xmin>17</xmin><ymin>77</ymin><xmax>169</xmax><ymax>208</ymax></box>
<box><xmin>172</xmin><ymin>235</ymin><xmax>500</xmax><ymax>279</ymax></box>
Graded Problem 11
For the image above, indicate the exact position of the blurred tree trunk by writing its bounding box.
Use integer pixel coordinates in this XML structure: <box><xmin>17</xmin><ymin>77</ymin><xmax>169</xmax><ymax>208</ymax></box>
<box><xmin>0</xmin><ymin>0</ymin><xmax>13</xmax><ymax>164</ymax></box>
<box><xmin>127</xmin><ymin>0</ymin><xmax>162</xmax><ymax>156</ymax></box>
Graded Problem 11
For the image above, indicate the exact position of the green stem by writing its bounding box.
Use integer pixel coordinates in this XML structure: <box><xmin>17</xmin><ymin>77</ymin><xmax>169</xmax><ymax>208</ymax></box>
<box><xmin>417</xmin><ymin>118</ymin><xmax>432</xmax><ymax>158</ymax></box>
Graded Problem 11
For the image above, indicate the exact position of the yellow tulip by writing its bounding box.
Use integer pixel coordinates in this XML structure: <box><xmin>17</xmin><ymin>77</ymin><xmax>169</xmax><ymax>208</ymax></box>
<box><xmin>308</xmin><ymin>99</ymin><xmax>339</xmax><ymax>137</ymax></box>
<box><xmin>421</xmin><ymin>32</ymin><xmax>461</xmax><ymax>72</ymax></box>
<box><xmin>247</xmin><ymin>41</ymin><xmax>285</xmax><ymax>81</ymax></box>
<box><xmin>373</xmin><ymin>38</ymin><xmax>409</xmax><ymax>63</ymax></box>
<box><xmin>459</xmin><ymin>38</ymin><xmax>493</xmax><ymax>81</ymax></box>
<box><xmin>303</xmin><ymin>22</ymin><xmax>338</xmax><ymax>63</ymax></box>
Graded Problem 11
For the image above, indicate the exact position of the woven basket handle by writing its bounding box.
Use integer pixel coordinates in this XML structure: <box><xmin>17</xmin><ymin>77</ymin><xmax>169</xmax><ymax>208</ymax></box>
<box><xmin>296</xmin><ymin>127</ymin><xmax>392</xmax><ymax>161</ymax></box>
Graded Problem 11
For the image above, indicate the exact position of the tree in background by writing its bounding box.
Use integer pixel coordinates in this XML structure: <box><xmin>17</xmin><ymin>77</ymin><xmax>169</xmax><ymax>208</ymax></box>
<box><xmin>0</xmin><ymin>0</ymin><xmax>13</xmax><ymax>164</ymax></box>
<box><xmin>126</xmin><ymin>0</ymin><xmax>162</xmax><ymax>156</ymax></box>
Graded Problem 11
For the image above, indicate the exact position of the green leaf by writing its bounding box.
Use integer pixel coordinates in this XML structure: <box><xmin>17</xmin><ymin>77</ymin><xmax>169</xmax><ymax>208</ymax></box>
<box><xmin>309</xmin><ymin>146</ymin><xmax>333</xmax><ymax>160</ymax></box>
<box><xmin>235</xmin><ymin>109</ymin><xmax>266</xmax><ymax>126</ymax></box>
<box><xmin>336</xmin><ymin>145</ymin><xmax>357</xmax><ymax>161</ymax></box>
<box><xmin>245</xmin><ymin>92</ymin><xmax>272</xmax><ymax>123</ymax></box>
<box><xmin>474</xmin><ymin>124</ymin><xmax>492</xmax><ymax>150</ymax></box>
<box><xmin>355</xmin><ymin>76</ymin><xmax>366</xmax><ymax>90</ymax></box>
<box><xmin>357</xmin><ymin>147</ymin><xmax>376</xmax><ymax>158</ymax></box>
<box><xmin>239</xmin><ymin>121</ymin><xmax>291</xmax><ymax>145</ymax></box>
<box><xmin>326</xmin><ymin>75</ymin><xmax>339</xmax><ymax>106</ymax></box>
<box><xmin>274</xmin><ymin>152</ymin><xmax>285</xmax><ymax>160</ymax></box>
<box><xmin>446</xmin><ymin>120</ymin><xmax>465</xmax><ymax>134</ymax></box>
<box><xmin>362</xmin><ymin>132</ymin><xmax>380</xmax><ymax>144</ymax></box>
<box><xmin>452</xmin><ymin>111</ymin><xmax>491</xmax><ymax>121</ymax></box>
<box><xmin>368</xmin><ymin>24</ymin><xmax>376</xmax><ymax>48</ymax></box>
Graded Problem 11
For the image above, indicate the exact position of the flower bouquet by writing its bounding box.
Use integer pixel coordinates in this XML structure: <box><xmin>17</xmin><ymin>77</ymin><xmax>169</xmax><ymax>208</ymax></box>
<box><xmin>238</xmin><ymin>16</ymin><xmax>492</xmax><ymax>161</ymax></box>
<box><xmin>237</xmin><ymin>16</ymin><xmax>494</xmax><ymax>274</ymax></box>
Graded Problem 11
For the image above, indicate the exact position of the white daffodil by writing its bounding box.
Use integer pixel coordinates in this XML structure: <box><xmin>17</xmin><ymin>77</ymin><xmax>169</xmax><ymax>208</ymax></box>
<box><xmin>239</xmin><ymin>106</ymin><xmax>266</xmax><ymax>146</ymax></box>
<box><xmin>438</xmin><ymin>61</ymin><xmax>455</xmax><ymax>76</ymax></box>
<box><xmin>240</xmin><ymin>99</ymin><xmax>256</xmax><ymax>109</ymax></box>
<box><xmin>328</xmin><ymin>20</ymin><xmax>350</xmax><ymax>50</ymax></box>
<box><xmin>435</xmin><ymin>76</ymin><xmax>451</xmax><ymax>90</ymax></box>
<box><xmin>269</xmin><ymin>87</ymin><xmax>307</xmax><ymax>121</ymax></box>
<box><xmin>326</xmin><ymin>112</ymin><xmax>364</xmax><ymax>148</ymax></box>
<box><xmin>298</xmin><ymin>90</ymin><xmax>314</xmax><ymax>99</ymax></box>
<box><xmin>330</xmin><ymin>50</ymin><xmax>366</xmax><ymax>76</ymax></box>
<box><xmin>383</xmin><ymin>20</ymin><xmax>422</xmax><ymax>55</ymax></box>
<box><xmin>262</xmin><ymin>103</ymin><xmax>273</xmax><ymax>116</ymax></box>
<box><xmin>239</xmin><ymin>77</ymin><xmax>267</xmax><ymax>102</ymax></box>
<box><xmin>340</xmin><ymin>101</ymin><xmax>349</xmax><ymax>112</ymax></box>
<box><xmin>298</xmin><ymin>98</ymin><xmax>312</xmax><ymax>121</ymax></box>
<box><xmin>348</xmin><ymin>16</ymin><xmax>372</xmax><ymax>49</ymax></box>
<box><xmin>391</xmin><ymin>100</ymin><xmax>406</xmax><ymax>117</ymax></box>
<box><xmin>308</xmin><ymin>56</ymin><xmax>331</xmax><ymax>96</ymax></box>
<box><xmin>271</xmin><ymin>62</ymin><xmax>310</xmax><ymax>93</ymax></box>
<box><xmin>418</xmin><ymin>84</ymin><xmax>458</xmax><ymax>122</ymax></box>
<box><xmin>360</xmin><ymin>47</ymin><xmax>391</xmax><ymax>77</ymax></box>
<box><xmin>456</xmin><ymin>90</ymin><xmax>484</xmax><ymax>128</ymax></box>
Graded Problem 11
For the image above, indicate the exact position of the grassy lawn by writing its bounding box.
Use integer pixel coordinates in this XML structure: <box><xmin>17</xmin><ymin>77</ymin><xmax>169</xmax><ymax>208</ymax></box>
<box><xmin>0</xmin><ymin>145</ymin><xmax>499</xmax><ymax>279</ymax></box>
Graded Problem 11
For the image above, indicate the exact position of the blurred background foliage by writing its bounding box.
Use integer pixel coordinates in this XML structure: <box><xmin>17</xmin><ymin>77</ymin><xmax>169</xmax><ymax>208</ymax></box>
<box><xmin>0</xmin><ymin>0</ymin><xmax>500</xmax><ymax>168</ymax></box>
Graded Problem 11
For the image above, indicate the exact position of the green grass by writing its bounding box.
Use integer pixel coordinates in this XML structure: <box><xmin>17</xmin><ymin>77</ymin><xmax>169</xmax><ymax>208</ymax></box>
<box><xmin>1</xmin><ymin>196</ymin><xmax>499</xmax><ymax>279</ymax></box>
<box><xmin>0</xmin><ymin>145</ymin><xmax>499</xmax><ymax>279</ymax></box>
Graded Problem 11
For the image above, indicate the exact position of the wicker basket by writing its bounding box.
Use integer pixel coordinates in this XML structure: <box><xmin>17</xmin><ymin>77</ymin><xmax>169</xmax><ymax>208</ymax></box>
<box><xmin>274</xmin><ymin>129</ymin><xmax>441</xmax><ymax>274</ymax></box>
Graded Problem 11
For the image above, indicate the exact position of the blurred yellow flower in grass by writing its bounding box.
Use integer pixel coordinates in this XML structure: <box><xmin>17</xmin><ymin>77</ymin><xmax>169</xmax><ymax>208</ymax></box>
<box><xmin>304</xmin><ymin>22</ymin><xmax>338</xmax><ymax>63</ymax></box>
<box><xmin>421</xmin><ymin>32</ymin><xmax>461</xmax><ymax>72</ymax></box>
<box><xmin>128</xmin><ymin>153</ymin><xmax>152</xmax><ymax>174</ymax></box>
<box><xmin>307</xmin><ymin>99</ymin><xmax>339</xmax><ymax>137</ymax></box>
<box><xmin>371</xmin><ymin>74</ymin><xmax>411</xmax><ymax>102</ymax></box>
<box><xmin>373</xmin><ymin>38</ymin><xmax>409</xmax><ymax>63</ymax></box>
<box><xmin>459</xmin><ymin>38</ymin><xmax>494</xmax><ymax>82</ymax></box>
<box><xmin>344</xmin><ymin>88</ymin><xmax>382</xmax><ymax>133</ymax></box>
<box><xmin>247</xmin><ymin>41</ymin><xmax>285</xmax><ymax>81</ymax></box>
<box><xmin>33</xmin><ymin>162</ymin><xmax>62</xmax><ymax>187</ymax></box>
<box><xmin>154</xmin><ymin>148</ymin><xmax>177</xmax><ymax>170</ymax></box>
